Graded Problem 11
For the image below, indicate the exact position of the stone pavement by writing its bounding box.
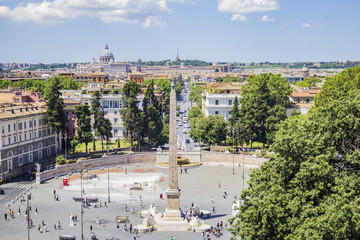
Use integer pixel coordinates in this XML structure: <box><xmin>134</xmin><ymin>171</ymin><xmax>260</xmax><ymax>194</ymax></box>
<box><xmin>0</xmin><ymin>163</ymin><xmax>253</xmax><ymax>240</ymax></box>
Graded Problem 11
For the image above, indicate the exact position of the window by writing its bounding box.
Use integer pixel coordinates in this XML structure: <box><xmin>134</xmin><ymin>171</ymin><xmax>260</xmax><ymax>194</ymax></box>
<box><xmin>34</xmin><ymin>120</ymin><xmax>36</xmax><ymax>127</ymax></box>
<box><xmin>13</xmin><ymin>135</ymin><xmax>17</xmax><ymax>143</ymax></box>
<box><xmin>114</xmin><ymin>111</ymin><xmax>118</xmax><ymax>115</ymax></box>
<box><xmin>8</xmin><ymin>124</ymin><xmax>10</xmax><ymax>132</ymax></box>
<box><xmin>296</xmin><ymin>98</ymin><xmax>300</xmax><ymax>103</ymax></box>
<box><xmin>2</xmin><ymin>137</ymin><xmax>5</xmax><ymax>146</ymax></box>
<box><xmin>103</xmin><ymin>101</ymin><xmax>110</xmax><ymax>108</ymax></box>
<box><xmin>1</xmin><ymin>126</ymin><xmax>4</xmax><ymax>134</ymax></box>
<box><xmin>15</xmin><ymin>98</ymin><xmax>20</xmax><ymax>103</ymax></box>
<box><xmin>229</xmin><ymin>100</ymin><xmax>232</xmax><ymax>105</ymax></box>
<box><xmin>114</xmin><ymin>101</ymin><xmax>119</xmax><ymax>108</ymax></box>
<box><xmin>29</xmin><ymin>132</ymin><xmax>32</xmax><ymax>139</ymax></box>
<box><xmin>114</xmin><ymin>129</ymin><xmax>118</xmax><ymax>136</ymax></box>
<box><xmin>19</xmin><ymin>135</ymin><xmax>22</xmax><ymax>142</ymax></box>
<box><xmin>34</xmin><ymin>132</ymin><xmax>36</xmax><ymax>138</ymax></box>
<box><xmin>8</xmin><ymin>137</ymin><xmax>11</xmax><ymax>145</ymax></box>
<box><xmin>47</xmin><ymin>128</ymin><xmax>50</xmax><ymax>135</ymax></box>
<box><xmin>13</xmin><ymin>123</ymin><xmax>16</xmax><ymax>131</ymax></box>
<box><xmin>215</xmin><ymin>111</ymin><xmax>219</xmax><ymax>115</ymax></box>
<box><xmin>24</xmin><ymin>133</ymin><xmax>27</xmax><ymax>141</ymax></box>
<box><xmin>114</xmin><ymin>118</ymin><xmax>118</xmax><ymax>124</ymax></box>
<box><xmin>43</xmin><ymin>130</ymin><xmax>46</xmax><ymax>136</ymax></box>
<box><xmin>43</xmin><ymin>119</ymin><xmax>46</xmax><ymax>125</ymax></box>
<box><xmin>39</xmin><ymin>130</ymin><xmax>42</xmax><ymax>137</ymax></box>
<box><xmin>18</xmin><ymin>122</ymin><xmax>23</xmax><ymax>130</ymax></box>
<box><xmin>39</xmin><ymin>119</ymin><xmax>42</xmax><ymax>126</ymax></box>
<box><xmin>29</xmin><ymin>120</ymin><xmax>32</xmax><ymax>128</ymax></box>
<box><xmin>24</xmin><ymin>122</ymin><xmax>27</xmax><ymax>129</ymax></box>
<box><xmin>306</xmin><ymin>98</ymin><xmax>310</xmax><ymax>103</ymax></box>
<box><xmin>104</xmin><ymin>111</ymin><xmax>108</xmax><ymax>115</ymax></box>
<box><xmin>215</xmin><ymin>100</ymin><xmax>219</xmax><ymax>105</ymax></box>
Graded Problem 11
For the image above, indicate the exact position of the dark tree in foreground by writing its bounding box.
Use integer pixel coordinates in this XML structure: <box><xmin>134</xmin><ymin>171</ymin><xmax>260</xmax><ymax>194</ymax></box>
<box><xmin>230</xmin><ymin>66</ymin><xmax>360</xmax><ymax>240</ymax></box>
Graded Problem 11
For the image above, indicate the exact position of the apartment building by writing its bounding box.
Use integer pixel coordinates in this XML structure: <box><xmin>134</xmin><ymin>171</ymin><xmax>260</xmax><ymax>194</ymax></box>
<box><xmin>0</xmin><ymin>104</ymin><xmax>57</xmax><ymax>179</ymax></box>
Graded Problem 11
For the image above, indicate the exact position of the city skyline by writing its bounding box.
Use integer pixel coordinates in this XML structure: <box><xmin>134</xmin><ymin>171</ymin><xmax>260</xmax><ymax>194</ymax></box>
<box><xmin>0</xmin><ymin>0</ymin><xmax>359</xmax><ymax>63</ymax></box>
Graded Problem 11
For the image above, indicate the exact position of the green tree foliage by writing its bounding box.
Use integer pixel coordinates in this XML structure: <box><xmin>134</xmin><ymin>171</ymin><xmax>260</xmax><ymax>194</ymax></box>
<box><xmin>0</xmin><ymin>77</ymin><xmax>81</xmax><ymax>94</ymax></box>
<box><xmin>91</xmin><ymin>90</ymin><xmax>104</xmax><ymax>151</ymax></box>
<box><xmin>188</xmin><ymin>106</ymin><xmax>205</xmax><ymax>141</ymax></box>
<box><xmin>231</xmin><ymin>66</ymin><xmax>360</xmax><ymax>240</ymax></box>
<box><xmin>240</xmin><ymin>73</ymin><xmax>292</xmax><ymax>146</ymax></box>
<box><xmin>228</xmin><ymin>96</ymin><xmax>242</xmax><ymax>149</ymax></box>
<box><xmin>44</xmin><ymin>77</ymin><xmax>67</xmax><ymax>152</ymax></box>
<box><xmin>120</xmin><ymin>81</ymin><xmax>143</xmax><ymax>149</ymax></box>
<box><xmin>75</xmin><ymin>105</ymin><xmax>93</xmax><ymax>154</ymax></box>
<box><xmin>175</xmin><ymin>81</ymin><xmax>184</xmax><ymax>100</ymax></box>
<box><xmin>295</xmin><ymin>77</ymin><xmax>322</xmax><ymax>87</ymax></box>
<box><xmin>189</xmin><ymin>84</ymin><xmax>203</xmax><ymax>108</ymax></box>
<box><xmin>142</xmin><ymin>80</ymin><xmax>163</xmax><ymax>147</ymax></box>
<box><xmin>191</xmin><ymin>115</ymin><xmax>226</xmax><ymax>147</ymax></box>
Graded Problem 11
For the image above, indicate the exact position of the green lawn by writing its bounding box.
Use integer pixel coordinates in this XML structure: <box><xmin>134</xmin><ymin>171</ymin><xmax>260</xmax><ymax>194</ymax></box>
<box><xmin>74</xmin><ymin>139</ymin><xmax>132</xmax><ymax>153</ymax></box>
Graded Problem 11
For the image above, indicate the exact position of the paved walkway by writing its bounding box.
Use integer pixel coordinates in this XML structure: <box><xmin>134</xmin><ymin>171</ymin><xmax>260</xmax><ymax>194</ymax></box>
<box><xmin>0</xmin><ymin>163</ymin><xmax>252</xmax><ymax>240</ymax></box>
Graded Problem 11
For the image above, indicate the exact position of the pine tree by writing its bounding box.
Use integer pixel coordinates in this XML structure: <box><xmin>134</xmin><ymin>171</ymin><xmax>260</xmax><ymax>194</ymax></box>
<box><xmin>44</xmin><ymin>77</ymin><xmax>67</xmax><ymax>153</ymax></box>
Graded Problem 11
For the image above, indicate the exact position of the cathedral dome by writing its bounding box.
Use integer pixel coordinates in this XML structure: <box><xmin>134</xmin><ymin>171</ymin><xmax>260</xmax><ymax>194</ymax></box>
<box><xmin>99</xmin><ymin>44</ymin><xmax>115</xmax><ymax>64</ymax></box>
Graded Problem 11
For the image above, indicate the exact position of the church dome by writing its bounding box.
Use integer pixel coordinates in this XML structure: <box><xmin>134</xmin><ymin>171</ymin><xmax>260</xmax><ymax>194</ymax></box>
<box><xmin>99</xmin><ymin>44</ymin><xmax>115</xmax><ymax>64</ymax></box>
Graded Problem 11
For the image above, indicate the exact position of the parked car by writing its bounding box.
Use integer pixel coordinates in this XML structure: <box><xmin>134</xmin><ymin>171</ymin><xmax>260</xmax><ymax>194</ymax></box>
<box><xmin>185</xmin><ymin>139</ymin><xmax>190</xmax><ymax>143</ymax></box>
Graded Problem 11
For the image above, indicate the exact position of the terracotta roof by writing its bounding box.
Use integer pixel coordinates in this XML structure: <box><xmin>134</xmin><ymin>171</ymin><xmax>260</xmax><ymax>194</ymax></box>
<box><xmin>291</xmin><ymin>90</ymin><xmax>320</xmax><ymax>97</ymax></box>
<box><xmin>63</xmin><ymin>99</ymin><xmax>81</xmax><ymax>104</ymax></box>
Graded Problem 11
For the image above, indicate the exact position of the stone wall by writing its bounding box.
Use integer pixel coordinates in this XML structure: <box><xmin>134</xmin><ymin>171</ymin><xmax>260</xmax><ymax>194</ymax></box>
<box><xmin>200</xmin><ymin>151</ymin><xmax>267</xmax><ymax>168</ymax></box>
<box><xmin>37</xmin><ymin>152</ymin><xmax>156</xmax><ymax>183</ymax></box>
<box><xmin>156</xmin><ymin>151</ymin><xmax>201</xmax><ymax>163</ymax></box>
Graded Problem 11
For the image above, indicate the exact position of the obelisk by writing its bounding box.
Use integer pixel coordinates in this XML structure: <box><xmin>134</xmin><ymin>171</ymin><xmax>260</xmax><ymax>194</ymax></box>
<box><xmin>163</xmin><ymin>81</ymin><xmax>181</xmax><ymax>219</ymax></box>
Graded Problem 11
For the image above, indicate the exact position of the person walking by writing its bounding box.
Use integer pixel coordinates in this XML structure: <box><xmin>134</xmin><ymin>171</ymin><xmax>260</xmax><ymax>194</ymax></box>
<box><xmin>57</xmin><ymin>220</ymin><xmax>61</xmax><ymax>230</ymax></box>
<box><xmin>133</xmin><ymin>233</ymin><xmax>137</xmax><ymax>240</ymax></box>
<box><xmin>54</xmin><ymin>223</ymin><xmax>57</xmax><ymax>230</ymax></box>
<box><xmin>90</xmin><ymin>224</ymin><xmax>93</xmax><ymax>232</ymax></box>
<box><xmin>4</xmin><ymin>213</ymin><xmax>7</xmax><ymax>221</ymax></box>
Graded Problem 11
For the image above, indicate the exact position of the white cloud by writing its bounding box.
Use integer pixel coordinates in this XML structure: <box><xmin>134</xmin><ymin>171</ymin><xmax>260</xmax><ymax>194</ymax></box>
<box><xmin>261</xmin><ymin>15</ymin><xmax>274</xmax><ymax>22</ymax></box>
<box><xmin>231</xmin><ymin>14</ymin><xmax>247</xmax><ymax>22</ymax></box>
<box><xmin>0</xmin><ymin>0</ymin><xmax>178</xmax><ymax>27</ymax></box>
<box><xmin>301</xmin><ymin>22</ymin><xmax>312</xmax><ymax>28</ymax></box>
<box><xmin>142</xmin><ymin>16</ymin><xmax>167</xmax><ymax>28</ymax></box>
<box><xmin>218</xmin><ymin>0</ymin><xmax>280</xmax><ymax>21</ymax></box>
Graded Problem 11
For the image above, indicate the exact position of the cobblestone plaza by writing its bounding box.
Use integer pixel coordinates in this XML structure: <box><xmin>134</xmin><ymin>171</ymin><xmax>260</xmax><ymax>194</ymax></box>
<box><xmin>0</xmin><ymin>163</ymin><xmax>252</xmax><ymax>240</ymax></box>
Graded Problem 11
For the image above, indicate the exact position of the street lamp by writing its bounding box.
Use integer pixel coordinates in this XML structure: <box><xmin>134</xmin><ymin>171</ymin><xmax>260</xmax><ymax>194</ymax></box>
<box><xmin>232</xmin><ymin>128</ymin><xmax>235</xmax><ymax>175</ymax></box>
<box><xmin>80</xmin><ymin>161</ymin><xmax>84</xmax><ymax>240</ymax></box>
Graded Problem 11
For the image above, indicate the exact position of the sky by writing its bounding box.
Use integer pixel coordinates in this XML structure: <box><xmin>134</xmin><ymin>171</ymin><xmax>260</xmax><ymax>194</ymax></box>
<box><xmin>0</xmin><ymin>0</ymin><xmax>359</xmax><ymax>63</ymax></box>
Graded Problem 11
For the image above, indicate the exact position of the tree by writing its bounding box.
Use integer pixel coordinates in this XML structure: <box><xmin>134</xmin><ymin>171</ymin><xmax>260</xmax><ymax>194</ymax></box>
<box><xmin>75</xmin><ymin>105</ymin><xmax>93</xmax><ymax>155</ymax></box>
<box><xmin>70</xmin><ymin>139</ymin><xmax>78</xmax><ymax>154</ymax></box>
<box><xmin>44</xmin><ymin>77</ymin><xmax>67</xmax><ymax>153</ymax></box>
<box><xmin>189</xmin><ymin>84</ymin><xmax>203</xmax><ymax>108</ymax></box>
<box><xmin>240</xmin><ymin>73</ymin><xmax>291</xmax><ymax>147</ymax></box>
<box><xmin>120</xmin><ymin>81</ymin><xmax>143</xmax><ymax>149</ymax></box>
<box><xmin>194</xmin><ymin>115</ymin><xmax>226</xmax><ymax>147</ymax></box>
<box><xmin>230</xmin><ymin>66</ymin><xmax>360</xmax><ymax>240</ymax></box>
<box><xmin>228</xmin><ymin>96</ymin><xmax>241</xmax><ymax>149</ymax></box>
<box><xmin>175</xmin><ymin>82</ymin><xmax>184</xmax><ymax>100</ymax></box>
<box><xmin>91</xmin><ymin>90</ymin><xmax>103</xmax><ymax>151</ymax></box>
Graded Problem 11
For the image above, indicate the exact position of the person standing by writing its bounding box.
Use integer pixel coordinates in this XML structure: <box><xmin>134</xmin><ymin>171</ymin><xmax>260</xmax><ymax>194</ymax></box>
<box><xmin>54</xmin><ymin>223</ymin><xmax>57</xmax><ymax>230</ymax></box>
<box><xmin>57</xmin><ymin>220</ymin><xmax>61</xmax><ymax>230</ymax></box>
<box><xmin>4</xmin><ymin>213</ymin><xmax>7</xmax><ymax>221</ymax></box>
<box><xmin>90</xmin><ymin>224</ymin><xmax>93</xmax><ymax>232</ymax></box>
<box><xmin>133</xmin><ymin>233</ymin><xmax>137</xmax><ymax>240</ymax></box>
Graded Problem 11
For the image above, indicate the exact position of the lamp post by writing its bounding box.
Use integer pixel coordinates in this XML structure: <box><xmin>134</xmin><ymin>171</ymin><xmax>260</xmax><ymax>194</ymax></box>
<box><xmin>232</xmin><ymin>128</ymin><xmax>235</xmax><ymax>175</ymax></box>
<box><xmin>107</xmin><ymin>164</ymin><xmax>110</xmax><ymax>203</ymax></box>
<box><xmin>80</xmin><ymin>161</ymin><xmax>84</xmax><ymax>240</ymax></box>
<box><xmin>19</xmin><ymin>196</ymin><xmax>31</xmax><ymax>240</ymax></box>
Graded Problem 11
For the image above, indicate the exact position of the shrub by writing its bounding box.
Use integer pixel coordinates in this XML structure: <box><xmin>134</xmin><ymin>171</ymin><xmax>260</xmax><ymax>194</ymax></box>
<box><xmin>56</xmin><ymin>155</ymin><xmax>66</xmax><ymax>165</ymax></box>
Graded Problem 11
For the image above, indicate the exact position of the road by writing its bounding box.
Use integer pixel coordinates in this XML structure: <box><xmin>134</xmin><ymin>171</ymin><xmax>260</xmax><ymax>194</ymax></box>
<box><xmin>176</xmin><ymin>83</ymin><xmax>197</xmax><ymax>151</ymax></box>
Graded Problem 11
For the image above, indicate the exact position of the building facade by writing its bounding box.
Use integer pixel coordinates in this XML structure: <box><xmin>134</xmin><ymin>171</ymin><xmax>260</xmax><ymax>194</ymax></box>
<box><xmin>202</xmin><ymin>92</ymin><xmax>241</xmax><ymax>121</ymax></box>
<box><xmin>0</xmin><ymin>105</ymin><xmax>57</xmax><ymax>179</ymax></box>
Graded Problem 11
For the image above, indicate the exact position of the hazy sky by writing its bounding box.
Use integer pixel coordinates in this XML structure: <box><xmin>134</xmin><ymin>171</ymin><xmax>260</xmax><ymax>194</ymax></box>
<box><xmin>0</xmin><ymin>0</ymin><xmax>359</xmax><ymax>63</ymax></box>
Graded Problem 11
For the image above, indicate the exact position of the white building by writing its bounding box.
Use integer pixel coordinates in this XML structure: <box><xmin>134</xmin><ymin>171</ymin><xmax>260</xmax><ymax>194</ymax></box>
<box><xmin>61</xmin><ymin>88</ymin><xmax>144</xmax><ymax>140</ymax></box>
<box><xmin>202</xmin><ymin>92</ymin><xmax>240</xmax><ymax>121</ymax></box>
